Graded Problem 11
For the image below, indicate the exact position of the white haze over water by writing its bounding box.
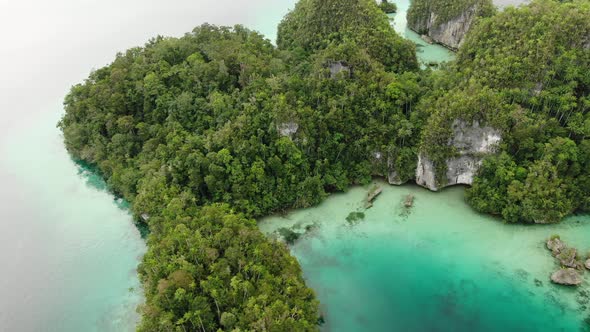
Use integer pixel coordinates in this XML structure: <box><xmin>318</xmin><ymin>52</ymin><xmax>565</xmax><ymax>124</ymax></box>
<box><xmin>0</xmin><ymin>1</ymin><xmax>294</xmax><ymax>331</ymax></box>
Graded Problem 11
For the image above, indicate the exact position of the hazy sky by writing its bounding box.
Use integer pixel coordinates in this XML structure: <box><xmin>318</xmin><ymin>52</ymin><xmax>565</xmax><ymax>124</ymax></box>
<box><xmin>0</xmin><ymin>0</ymin><xmax>295</xmax><ymax>136</ymax></box>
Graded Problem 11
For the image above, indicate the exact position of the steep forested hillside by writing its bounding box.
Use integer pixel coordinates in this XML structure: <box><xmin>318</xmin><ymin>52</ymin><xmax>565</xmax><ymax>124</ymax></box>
<box><xmin>419</xmin><ymin>0</ymin><xmax>590</xmax><ymax>223</ymax></box>
<box><xmin>277</xmin><ymin>0</ymin><xmax>418</xmax><ymax>71</ymax></box>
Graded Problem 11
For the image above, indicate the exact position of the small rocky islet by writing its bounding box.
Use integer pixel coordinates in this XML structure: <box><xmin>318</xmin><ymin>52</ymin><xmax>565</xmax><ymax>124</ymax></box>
<box><xmin>546</xmin><ymin>236</ymin><xmax>590</xmax><ymax>286</ymax></box>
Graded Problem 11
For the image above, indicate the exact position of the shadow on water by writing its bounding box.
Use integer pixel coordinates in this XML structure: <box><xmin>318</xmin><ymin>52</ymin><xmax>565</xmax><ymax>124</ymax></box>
<box><xmin>73</xmin><ymin>158</ymin><xmax>150</xmax><ymax>239</ymax></box>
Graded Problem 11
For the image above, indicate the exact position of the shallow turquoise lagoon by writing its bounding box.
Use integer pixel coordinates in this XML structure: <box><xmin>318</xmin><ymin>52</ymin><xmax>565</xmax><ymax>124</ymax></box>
<box><xmin>260</xmin><ymin>181</ymin><xmax>590</xmax><ymax>331</ymax></box>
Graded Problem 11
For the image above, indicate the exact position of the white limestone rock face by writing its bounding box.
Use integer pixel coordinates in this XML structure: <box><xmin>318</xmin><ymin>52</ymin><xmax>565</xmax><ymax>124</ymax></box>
<box><xmin>328</xmin><ymin>61</ymin><xmax>350</xmax><ymax>79</ymax></box>
<box><xmin>551</xmin><ymin>268</ymin><xmax>582</xmax><ymax>286</ymax></box>
<box><xmin>416</xmin><ymin>120</ymin><xmax>501</xmax><ymax>191</ymax></box>
<box><xmin>425</xmin><ymin>7</ymin><xmax>477</xmax><ymax>50</ymax></box>
<box><xmin>410</xmin><ymin>0</ymin><xmax>529</xmax><ymax>50</ymax></box>
<box><xmin>277</xmin><ymin>122</ymin><xmax>299</xmax><ymax>138</ymax></box>
<box><xmin>371</xmin><ymin>151</ymin><xmax>407</xmax><ymax>185</ymax></box>
<box><xmin>415</xmin><ymin>154</ymin><xmax>438</xmax><ymax>190</ymax></box>
<box><xmin>388</xmin><ymin>170</ymin><xmax>404</xmax><ymax>185</ymax></box>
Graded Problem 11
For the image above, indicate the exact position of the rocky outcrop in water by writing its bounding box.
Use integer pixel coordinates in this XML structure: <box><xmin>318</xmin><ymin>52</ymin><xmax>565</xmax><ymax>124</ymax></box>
<box><xmin>586</xmin><ymin>259</ymin><xmax>590</xmax><ymax>271</ymax></box>
<box><xmin>547</xmin><ymin>237</ymin><xmax>566</xmax><ymax>255</ymax></box>
<box><xmin>546</xmin><ymin>236</ymin><xmax>586</xmax><ymax>286</ymax></box>
<box><xmin>557</xmin><ymin>248</ymin><xmax>584</xmax><ymax>269</ymax></box>
<box><xmin>551</xmin><ymin>269</ymin><xmax>583</xmax><ymax>286</ymax></box>
<box><xmin>415</xmin><ymin>120</ymin><xmax>501</xmax><ymax>191</ymax></box>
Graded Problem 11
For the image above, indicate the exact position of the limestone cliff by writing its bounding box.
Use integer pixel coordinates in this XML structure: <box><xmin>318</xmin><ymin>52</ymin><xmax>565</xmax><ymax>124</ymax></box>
<box><xmin>409</xmin><ymin>4</ymin><xmax>480</xmax><ymax>50</ymax></box>
<box><xmin>371</xmin><ymin>151</ymin><xmax>408</xmax><ymax>185</ymax></box>
<box><xmin>407</xmin><ymin>0</ymin><xmax>528</xmax><ymax>50</ymax></box>
<box><xmin>415</xmin><ymin>120</ymin><xmax>501</xmax><ymax>191</ymax></box>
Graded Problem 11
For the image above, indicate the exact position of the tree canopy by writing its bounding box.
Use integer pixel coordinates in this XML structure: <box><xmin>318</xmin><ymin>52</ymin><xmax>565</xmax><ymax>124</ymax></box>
<box><xmin>58</xmin><ymin>0</ymin><xmax>590</xmax><ymax>330</ymax></box>
<box><xmin>277</xmin><ymin>0</ymin><xmax>418</xmax><ymax>72</ymax></box>
<box><xmin>424</xmin><ymin>0</ymin><xmax>590</xmax><ymax>223</ymax></box>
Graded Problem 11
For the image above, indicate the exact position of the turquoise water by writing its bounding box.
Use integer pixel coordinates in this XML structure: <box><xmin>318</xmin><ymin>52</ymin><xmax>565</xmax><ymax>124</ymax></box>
<box><xmin>390</xmin><ymin>0</ymin><xmax>455</xmax><ymax>65</ymax></box>
<box><xmin>0</xmin><ymin>1</ymin><xmax>479</xmax><ymax>330</ymax></box>
<box><xmin>0</xmin><ymin>1</ymin><xmax>295</xmax><ymax>331</ymax></box>
<box><xmin>260</xmin><ymin>181</ymin><xmax>590</xmax><ymax>331</ymax></box>
<box><xmin>0</xmin><ymin>110</ymin><xmax>146</xmax><ymax>331</ymax></box>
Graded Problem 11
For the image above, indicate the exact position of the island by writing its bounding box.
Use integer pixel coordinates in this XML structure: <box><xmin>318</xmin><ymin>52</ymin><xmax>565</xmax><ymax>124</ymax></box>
<box><xmin>58</xmin><ymin>0</ymin><xmax>590</xmax><ymax>330</ymax></box>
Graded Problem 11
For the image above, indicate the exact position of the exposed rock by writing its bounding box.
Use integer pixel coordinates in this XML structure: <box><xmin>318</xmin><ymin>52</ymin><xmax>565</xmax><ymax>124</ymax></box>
<box><xmin>546</xmin><ymin>237</ymin><xmax>566</xmax><ymax>255</ymax></box>
<box><xmin>532</xmin><ymin>82</ymin><xmax>543</xmax><ymax>96</ymax></box>
<box><xmin>415</xmin><ymin>120</ymin><xmax>501</xmax><ymax>191</ymax></box>
<box><xmin>370</xmin><ymin>150</ymin><xmax>407</xmax><ymax>185</ymax></box>
<box><xmin>277</xmin><ymin>122</ymin><xmax>299</xmax><ymax>138</ymax></box>
<box><xmin>551</xmin><ymin>268</ymin><xmax>582</xmax><ymax>286</ymax></box>
<box><xmin>416</xmin><ymin>154</ymin><xmax>438</xmax><ymax>191</ymax></box>
<box><xmin>327</xmin><ymin>61</ymin><xmax>350</xmax><ymax>79</ymax></box>
<box><xmin>556</xmin><ymin>247</ymin><xmax>582</xmax><ymax>269</ymax></box>
<box><xmin>408</xmin><ymin>0</ymin><xmax>529</xmax><ymax>50</ymax></box>
<box><xmin>424</xmin><ymin>6</ymin><xmax>478</xmax><ymax>50</ymax></box>
<box><xmin>586</xmin><ymin>259</ymin><xmax>590</xmax><ymax>270</ymax></box>
<box><xmin>420</xmin><ymin>34</ymin><xmax>434</xmax><ymax>44</ymax></box>
<box><xmin>386</xmin><ymin>155</ymin><xmax>405</xmax><ymax>185</ymax></box>
<box><xmin>387</xmin><ymin>170</ymin><xmax>404</xmax><ymax>185</ymax></box>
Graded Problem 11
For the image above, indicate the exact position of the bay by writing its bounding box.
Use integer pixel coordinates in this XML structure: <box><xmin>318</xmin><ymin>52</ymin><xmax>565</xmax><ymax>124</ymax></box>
<box><xmin>259</xmin><ymin>181</ymin><xmax>590</xmax><ymax>331</ymax></box>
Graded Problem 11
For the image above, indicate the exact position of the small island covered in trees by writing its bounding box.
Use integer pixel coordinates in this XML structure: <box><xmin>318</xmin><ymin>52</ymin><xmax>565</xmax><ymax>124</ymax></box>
<box><xmin>58</xmin><ymin>0</ymin><xmax>590</xmax><ymax>330</ymax></box>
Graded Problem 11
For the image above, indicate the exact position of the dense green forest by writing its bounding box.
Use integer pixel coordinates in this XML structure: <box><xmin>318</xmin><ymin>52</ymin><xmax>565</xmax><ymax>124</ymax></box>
<box><xmin>458</xmin><ymin>0</ymin><xmax>590</xmax><ymax>223</ymax></box>
<box><xmin>59</xmin><ymin>0</ymin><xmax>590</xmax><ymax>330</ymax></box>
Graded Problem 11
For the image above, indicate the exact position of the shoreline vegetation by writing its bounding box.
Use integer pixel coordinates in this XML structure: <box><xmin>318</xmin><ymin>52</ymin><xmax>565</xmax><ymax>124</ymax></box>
<box><xmin>58</xmin><ymin>0</ymin><xmax>590</xmax><ymax>330</ymax></box>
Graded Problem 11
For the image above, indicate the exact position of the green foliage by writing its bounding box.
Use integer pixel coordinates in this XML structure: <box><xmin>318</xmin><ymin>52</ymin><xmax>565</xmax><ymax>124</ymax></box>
<box><xmin>379</xmin><ymin>0</ymin><xmax>398</xmax><ymax>13</ymax></box>
<box><xmin>59</xmin><ymin>10</ymin><xmax>427</xmax><ymax>327</ymax></box>
<box><xmin>410</xmin><ymin>0</ymin><xmax>589</xmax><ymax>222</ymax></box>
<box><xmin>277</xmin><ymin>0</ymin><xmax>418</xmax><ymax>72</ymax></box>
<box><xmin>458</xmin><ymin>0</ymin><xmax>590</xmax><ymax>92</ymax></box>
<box><xmin>137</xmin><ymin>204</ymin><xmax>319</xmax><ymax>331</ymax></box>
<box><xmin>418</xmin><ymin>83</ymin><xmax>513</xmax><ymax>186</ymax></box>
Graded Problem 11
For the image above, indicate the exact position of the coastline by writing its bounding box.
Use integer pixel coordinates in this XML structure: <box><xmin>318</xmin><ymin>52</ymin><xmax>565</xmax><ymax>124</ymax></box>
<box><xmin>259</xmin><ymin>179</ymin><xmax>590</xmax><ymax>331</ymax></box>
